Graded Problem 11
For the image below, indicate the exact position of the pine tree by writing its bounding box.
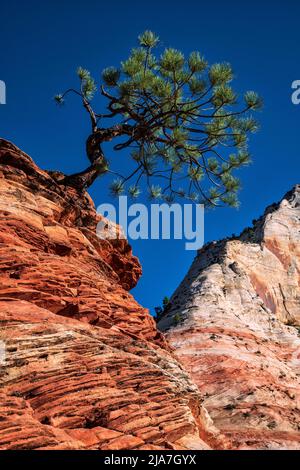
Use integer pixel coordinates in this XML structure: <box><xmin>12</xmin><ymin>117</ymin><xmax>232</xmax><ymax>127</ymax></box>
<box><xmin>55</xmin><ymin>31</ymin><xmax>262</xmax><ymax>207</ymax></box>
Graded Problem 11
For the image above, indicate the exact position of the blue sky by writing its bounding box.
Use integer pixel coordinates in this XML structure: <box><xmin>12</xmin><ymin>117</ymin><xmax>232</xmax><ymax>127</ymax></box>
<box><xmin>0</xmin><ymin>0</ymin><xmax>299</xmax><ymax>314</ymax></box>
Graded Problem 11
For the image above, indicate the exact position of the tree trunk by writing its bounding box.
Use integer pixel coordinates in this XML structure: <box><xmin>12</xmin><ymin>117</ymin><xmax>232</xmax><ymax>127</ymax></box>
<box><xmin>62</xmin><ymin>130</ymin><xmax>110</xmax><ymax>191</ymax></box>
<box><xmin>61</xmin><ymin>124</ymin><xmax>132</xmax><ymax>191</ymax></box>
<box><xmin>62</xmin><ymin>160</ymin><xmax>107</xmax><ymax>191</ymax></box>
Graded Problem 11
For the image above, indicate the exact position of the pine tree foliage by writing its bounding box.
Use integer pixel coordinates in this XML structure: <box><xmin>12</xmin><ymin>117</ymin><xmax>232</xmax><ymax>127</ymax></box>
<box><xmin>56</xmin><ymin>31</ymin><xmax>262</xmax><ymax>206</ymax></box>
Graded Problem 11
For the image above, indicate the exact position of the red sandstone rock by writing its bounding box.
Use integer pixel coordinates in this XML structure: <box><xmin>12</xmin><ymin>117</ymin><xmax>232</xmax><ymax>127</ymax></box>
<box><xmin>1</xmin><ymin>138</ymin><xmax>298</xmax><ymax>451</ymax></box>
<box><xmin>159</xmin><ymin>187</ymin><xmax>300</xmax><ymax>450</ymax></box>
<box><xmin>0</xmin><ymin>139</ymin><xmax>212</xmax><ymax>450</ymax></box>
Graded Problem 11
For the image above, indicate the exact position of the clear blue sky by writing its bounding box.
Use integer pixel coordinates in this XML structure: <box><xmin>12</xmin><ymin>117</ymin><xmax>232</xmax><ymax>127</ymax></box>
<box><xmin>0</xmin><ymin>0</ymin><xmax>299</xmax><ymax>314</ymax></box>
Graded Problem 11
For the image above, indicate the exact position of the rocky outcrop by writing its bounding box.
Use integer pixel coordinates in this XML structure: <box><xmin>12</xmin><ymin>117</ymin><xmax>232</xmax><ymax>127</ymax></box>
<box><xmin>0</xmin><ymin>139</ymin><xmax>215</xmax><ymax>450</ymax></box>
<box><xmin>159</xmin><ymin>186</ymin><xmax>300</xmax><ymax>449</ymax></box>
<box><xmin>1</xmin><ymin>139</ymin><xmax>299</xmax><ymax>451</ymax></box>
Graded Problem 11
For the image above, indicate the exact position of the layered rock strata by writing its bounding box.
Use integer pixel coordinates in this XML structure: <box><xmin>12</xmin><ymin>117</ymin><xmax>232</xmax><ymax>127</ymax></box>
<box><xmin>0</xmin><ymin>139</ymin><xmax>216</xmax><ymax>450</ymax></box>
<box><xmin>159</xmin><ymin>186</ymin><xmax>300</xmax><ymax>449</ymax></box>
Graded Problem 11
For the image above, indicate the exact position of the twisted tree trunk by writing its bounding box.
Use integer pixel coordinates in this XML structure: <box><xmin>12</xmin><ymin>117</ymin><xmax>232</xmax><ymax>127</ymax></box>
<box><xmin>62</xmin><ymin>124</ymin><xmax>133</xmax><ymax>191</ymax></box>
<box><xmin>62</xmin><ymin>161</ymin><xmax>106</xmax><ymax>190</ymax></box>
